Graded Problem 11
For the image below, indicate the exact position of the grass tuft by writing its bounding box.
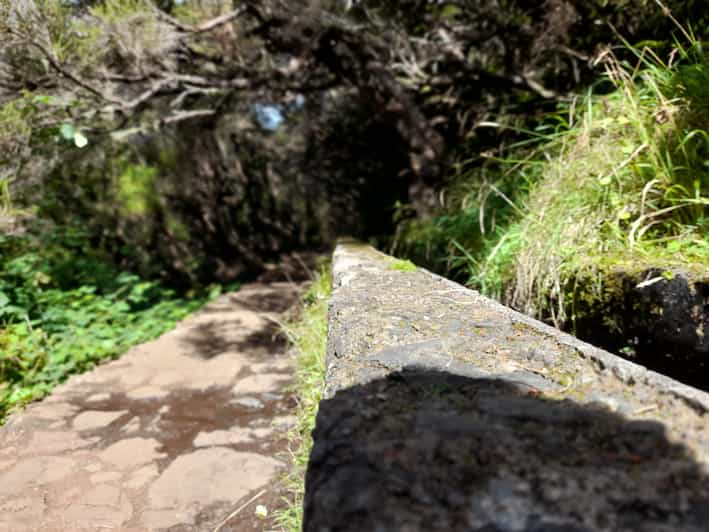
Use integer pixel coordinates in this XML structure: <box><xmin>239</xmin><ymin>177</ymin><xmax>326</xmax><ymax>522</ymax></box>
<box><xmin>495</xmin><ymin>31</ymin><xmax>709</xmax><ymax>325</ymax></box>
<box><xmin>393</xmin><ymin>10</ymin><xmax>708</xmax><ymax>338</ymax></box>
<box><xmin>419</xmin><ymin>20</ymin><xmax>709</xmax><ymax>329</ymax></box>
<box><xmin>274</xmin><ymin>265</ymin><xmax>330</xmax><ymax>532</ymax></box>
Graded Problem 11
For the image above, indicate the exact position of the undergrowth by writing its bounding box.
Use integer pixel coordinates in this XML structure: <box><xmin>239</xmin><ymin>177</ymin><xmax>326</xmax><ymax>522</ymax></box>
<box><xmin>390</xmin><ymin>117</ymin><xmax>550</xmax><ymax>288</ymax></box>
<box><xmin>494</xmin><ymin>23</ymin><xmax>709</xmax><ymax>326</ymax></box>
<box><xmin>396</xmin><ymin>10</ymin><xmax>708</xmax><ymax>332</ymax></box>
<box><xmin>275</xmin><ymin>266</ymin><xmax>330</xmax><ymax>532</ymax></box>
<box><xmin>0</xmin><ymin>223</ymin><xmax>217</xmax><ymax>422</ymax></box>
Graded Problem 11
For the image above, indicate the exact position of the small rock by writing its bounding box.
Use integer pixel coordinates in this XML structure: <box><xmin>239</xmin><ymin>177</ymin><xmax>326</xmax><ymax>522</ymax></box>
<box><xmin>73</xmin><ymin>410</ymin><xmax>127</xmax><ymax>432</ymax></box>
<box><xmin>99</xmin><ymin>438</ymin><xmax>165</xmax><ymax>469</ymax></box>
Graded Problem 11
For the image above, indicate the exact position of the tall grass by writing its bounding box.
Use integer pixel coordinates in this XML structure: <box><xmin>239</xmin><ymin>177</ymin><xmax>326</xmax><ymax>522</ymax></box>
<box><xmin>0</xmin><ymin>177</ymin><xmax>11</xmax><ymax>213</ymax></box>
<box><xmin>394</xmin><ymin>6</ymin><xmax>709</xmax><ymax>332</ymax></box>
<box><xmin>496</xmin><ymin>25</ymin><xmax>709</xmax><ymax>325</ymax></box>
<box><xmin>411</xmin><ymin>12</ymin><xmax>703</xmax><ymax>330</ymax></box>
<box><xmin>275</xmin><ymin>266</ymin><xmax>330</xmax><ymax>532</ymax></box>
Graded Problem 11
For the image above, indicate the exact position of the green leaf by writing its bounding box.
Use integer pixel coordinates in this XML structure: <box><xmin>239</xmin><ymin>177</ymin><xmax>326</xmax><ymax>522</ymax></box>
<box><xmin>667</xmin><ymin>240</ymin><xmax>683</xmax><ymax>253</ymax></box>
<box><xmin>59</xmin><ymin>124</ymin><xmax>75</xmax><ymax>140</ymax></box>
<box><xmin>618</xmin><ymin>208</ymin><xmax>632</xmax><ymax>221</ymax></box>
<box><xmin>32</xmin><ymin>95</ymin><xmax>54</xmax><ymax>105</ymax></box>
<box><xmin>208</xmin><ymin>284</ymin><xmax>222</xmax><ymax>299</ymax></box>
<box><xmin>0</xmin><ymin>304</ymin><xmax>26</xmax><ymax>319</ymax></box>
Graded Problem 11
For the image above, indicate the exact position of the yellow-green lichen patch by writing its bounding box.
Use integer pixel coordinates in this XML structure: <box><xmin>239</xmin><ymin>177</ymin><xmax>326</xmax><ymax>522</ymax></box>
<box><xmin>389</xmin><ymin>259</ymin><xmax>418</xmax><ymax>272</ymax></box>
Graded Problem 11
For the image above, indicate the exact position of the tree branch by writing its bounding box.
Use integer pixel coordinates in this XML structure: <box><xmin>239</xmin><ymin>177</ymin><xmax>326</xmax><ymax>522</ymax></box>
<box><xmin>153</xmin><ymin>6</ymin><xmax>245</xmax><ymax>34</ymax></box>
<box><xmin>15</xmin><ymin>31</ymin><xmax>123</xmax><ymax>105</ymax></box>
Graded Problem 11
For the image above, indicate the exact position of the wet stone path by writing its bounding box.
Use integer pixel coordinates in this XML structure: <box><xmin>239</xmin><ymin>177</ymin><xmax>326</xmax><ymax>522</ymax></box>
<box><xmin>0</xmin><ymin>282</ymin><xmax>303</xmax><ymax>531</ymax></box>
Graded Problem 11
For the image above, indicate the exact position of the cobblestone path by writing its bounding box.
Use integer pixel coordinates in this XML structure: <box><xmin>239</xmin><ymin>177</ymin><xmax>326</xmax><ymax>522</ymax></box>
<box><xmin>0</xmin><ymin>281</ymin><xmax>303</xmax><ymax>531</ymax></box>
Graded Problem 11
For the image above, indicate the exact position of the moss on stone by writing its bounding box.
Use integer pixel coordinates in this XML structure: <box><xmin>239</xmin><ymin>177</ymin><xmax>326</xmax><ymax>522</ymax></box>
<box><xmin>389</xmin><ymin>259</ymin><xmax>418</xmax><ymax>272</ymax></box>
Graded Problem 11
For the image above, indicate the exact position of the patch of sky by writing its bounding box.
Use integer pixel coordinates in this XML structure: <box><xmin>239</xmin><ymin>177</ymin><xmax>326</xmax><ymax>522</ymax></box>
<box><xmin>253</xmin><ymin>96</ymin><xmax>304</xmax><ymax>131</ymax></box>
<box><xmin>253</xmin><ymin>104</ymin><xmax>285</xmax><ymax>131</ymax></box>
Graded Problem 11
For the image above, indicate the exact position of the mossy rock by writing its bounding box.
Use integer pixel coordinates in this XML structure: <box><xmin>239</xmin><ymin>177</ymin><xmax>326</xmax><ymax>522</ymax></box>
<box><xmin>568</xmin><ymin>266</ymin><xmax>709</xmax><ymax>387</ymax></box>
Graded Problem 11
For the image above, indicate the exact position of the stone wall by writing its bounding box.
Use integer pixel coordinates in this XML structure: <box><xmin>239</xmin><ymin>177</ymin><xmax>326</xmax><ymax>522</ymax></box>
<box><xmin>304</xmin><ymin>241</ymin><xmax>709</xmax><ymax>531</ymax></box>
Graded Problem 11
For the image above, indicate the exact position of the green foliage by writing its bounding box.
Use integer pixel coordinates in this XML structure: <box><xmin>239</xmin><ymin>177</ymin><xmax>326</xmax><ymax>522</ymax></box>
<box><xmin>0</xmin><ymin>225</ymin><xmax>211</xmax><ymax>422</ymax></box>
<box><xmin>395</xmin><ymin>14</ymin><xmax>708</xmax><ymax>334</ymax></box>
<box><xmin>1</xmin><ymin>0</ymin><xmax>99</xmax><ymax>69</ymax></box>
<box><xmin>0</xmin><ymin>99</ymin><xmax>34</xmax><ymax>173</ymax></box>
<box><xmin>90</xmin><ymin>0</ymin><xmax>152</xmax><ymax>20</ymax></box>
<box><xmin>275</xmin><ymin>266</ymin><xmax>330</xmax><ymax>532</ymax></box>
<box><xmin>59</xmin><ymin>123</ymin><xmax>89</xmax><ymax>149</ymax></box>
<box><xmin>0</xmin><ymin>178</ymin><xmax>11</xmax><ymax>213</ymax></box>
<box><xmin>392</xmin><ymin>131</ymin><xmax>545</xmax><ymax>286</ymax></box>
<box><xmin>0</xmin><ymin>92</ymin><xmax>90</xmax><ymax>201</ymax></box>
<box><xmin>117</xmin><ymin>163</ymin><xmax>158</xmax><ymax>216</ymax></box>
<box><xmin>497</xmin><ymin>37</ymin><xmax>709</xmax><ymax>322</ymax></box>
<box><xmin>0</xmin><ymin>100</ymin><xmax>32</xmax><ymax>146</ymax></box>
<box><xmin>427</xmin><ymin>27</ymin><xmax>709</xmax><ymax>328</ymax></box>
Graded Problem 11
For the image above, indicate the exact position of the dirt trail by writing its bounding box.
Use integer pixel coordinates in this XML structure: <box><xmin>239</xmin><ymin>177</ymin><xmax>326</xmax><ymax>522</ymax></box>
<box><xmin>0</xmin><ymin>281</ymin><xmax>303</xmax><ymax>532</ymax></box>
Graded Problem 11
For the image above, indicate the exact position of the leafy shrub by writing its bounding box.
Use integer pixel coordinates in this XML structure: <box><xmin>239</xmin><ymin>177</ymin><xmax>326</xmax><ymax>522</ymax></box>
<box><xmin>0</xmin><ymin>223</ymin><xmax>212</xmax><ymax>421</ymax></box>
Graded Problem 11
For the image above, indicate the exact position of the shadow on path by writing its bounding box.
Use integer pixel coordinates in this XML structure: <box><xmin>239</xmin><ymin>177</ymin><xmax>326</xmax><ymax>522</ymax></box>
<box><xmin>181</xmin><ymin>283</ymin><xmax>301</xmax><ymax>361</ymax></box>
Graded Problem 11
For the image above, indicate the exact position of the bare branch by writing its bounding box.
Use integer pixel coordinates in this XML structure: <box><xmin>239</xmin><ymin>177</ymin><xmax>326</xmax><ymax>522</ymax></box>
<box><xmin>171</xmin><ymin>74</ymin><xmax>250</xmax><ymax>89</ymax></box>
<box><xmin>170</xmin><ymin>87</ymin><xmax>226</xmax><ymax>109</ymax></box>
<box><xmin>121</xmin><ymin>78</ymin><xmax>176</xmax><ymax>110</ymax></box>
<box><xmin>153</xmin><ymin>6</ymin><xmax>245</xmax><ymax>34</ymax></box>
<box><xmin>195</xmin><ymin>8</ymin><xmax>245</xmax><ymax>34</ymax></box>
<box><xmin>109</xmin><ymin>109</ymin><xmax>216</xmax><ymax>142</ymax></box>
<box><xmin>160</xmin><ymin>109</ymin><xmax>216</xmax><ymax>124</ymax></box>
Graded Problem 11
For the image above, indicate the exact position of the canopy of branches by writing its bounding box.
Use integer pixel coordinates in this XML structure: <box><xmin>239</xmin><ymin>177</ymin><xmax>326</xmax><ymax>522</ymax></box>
<box><xmin>1</xmin><ymin>0</ymin><xmax>702</xmax><ymax>282</ymax></box>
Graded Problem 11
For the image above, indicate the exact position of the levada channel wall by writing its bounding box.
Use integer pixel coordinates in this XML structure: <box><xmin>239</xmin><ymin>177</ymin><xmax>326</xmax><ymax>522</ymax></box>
<box><xmin>304</xmin><ymin>241</ymin><xmax>709</xmax><ymax>531</ymax></box>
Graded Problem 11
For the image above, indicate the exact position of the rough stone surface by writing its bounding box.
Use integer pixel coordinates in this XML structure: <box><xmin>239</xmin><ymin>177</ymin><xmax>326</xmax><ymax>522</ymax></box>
<box><xmin>99</xmin><ymin>437</ymin><xmax>166</xmax><ymax>469</ymax></box>
<box><xmin>304</xmin><ymin>242</ymin><xmax>709</xmax><ymax>532</ymax></box>
<box><xmin>0</xmin><ymin>281</ymin><xmax>302</xmax><ymax>532</ymax></box>
<box><xmin>193</xmin><ymin>427</ymin><xmax>272</xmax><ymax>447</ymax></box>
<box><xmin>73</xmin><ymin>410</ymin><xmax>128</xmax><ymax>431</ymax></box>
<box><xmin>146</xmin><ymin>447</ymin><xmax>282</xmax><ymax>528</ymax></box>
<box><xmin>234</xmin><ymin>373</ymin><xmax>292</xmax><ymax>394</ymax></box>
<box><xmin>572</xmin><ymin>267</ymin><xmax>709</xmax><ymax>387</ymax></box>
